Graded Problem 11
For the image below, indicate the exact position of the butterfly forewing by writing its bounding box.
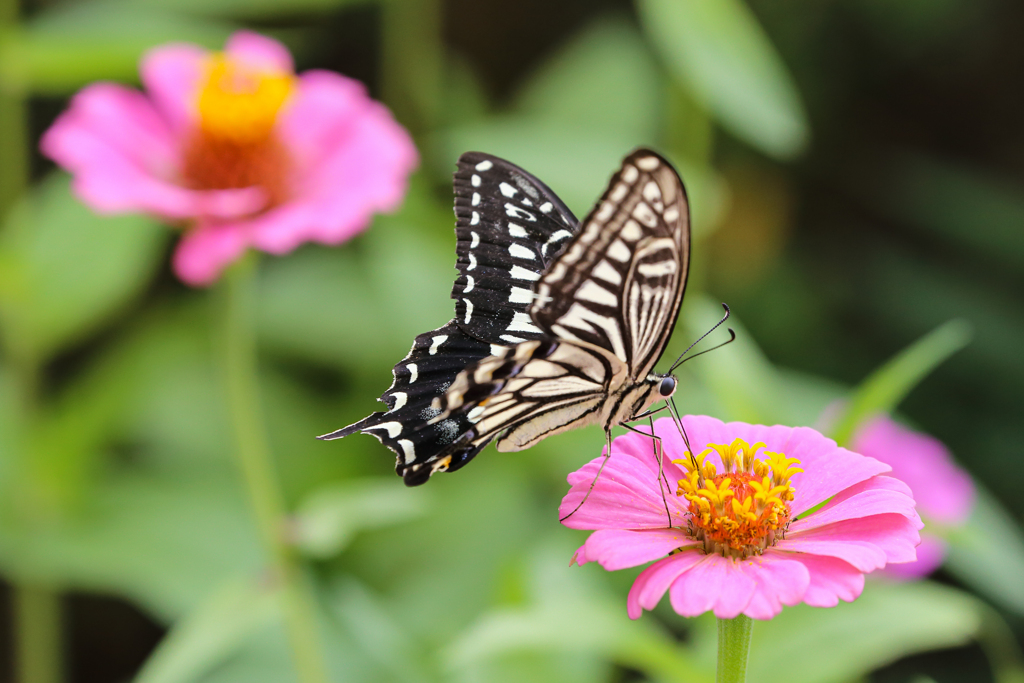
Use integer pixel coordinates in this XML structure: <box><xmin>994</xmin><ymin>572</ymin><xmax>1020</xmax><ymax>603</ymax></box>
<box><xmin>452</xmin><ymin>153</ymin><xmax>579</xmax><ymax>346</ymax></box>
<box><xmin>530</xmin><ymin>150</ymin><xmax>689</xmax><ymax>379</ymax></box>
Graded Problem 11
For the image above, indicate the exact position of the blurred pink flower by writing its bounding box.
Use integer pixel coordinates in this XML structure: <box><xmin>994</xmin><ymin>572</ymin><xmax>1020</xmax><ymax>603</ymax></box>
<box><xmin>851</xmin><ymin>415</ymin><xmax>975</xmax><ymax>578</ymax></box>
<box><xmin>561</xmin><ymin>415</ymin><xmax>922</xmax><ymax>621</ymax></box>
<box><xmin>41</xmin><ymin>31</ymin><xmax>418</xmax><ymax>286</ymax></box>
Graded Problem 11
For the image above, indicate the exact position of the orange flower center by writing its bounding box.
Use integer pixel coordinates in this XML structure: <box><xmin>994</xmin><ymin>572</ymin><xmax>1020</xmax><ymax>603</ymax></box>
<box><xmin>181</xmin><ymin>53</ymin><xmax>296</xmax><ymax>209</ymax></box>
<box><xmin>674</xmin><ymin>438</ymin><xmax>803</xmax><ymax>559</ymax></box>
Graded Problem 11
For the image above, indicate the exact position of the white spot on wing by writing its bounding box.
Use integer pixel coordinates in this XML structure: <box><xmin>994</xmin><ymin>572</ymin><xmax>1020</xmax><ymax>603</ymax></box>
<box><xmin>499</xmin><ymin>182</ymin><xmax>517</xmax><ymax>198</ymax></box>
<box><xmin>622</xmin><ymin>164</ymin><xmax>639</xmax><ymax>182</ymax></box>
<box><xmin>490</xmin><ymin>344</ymin><xmax>505</xmax><ymax>356</ymax></box>
<box><xmin>509</xmin><ymin>244</ymin><xmax>535</xmax><ymax>260</ymax></box>
<box><xmin>470</xmin><ymin>211</ymin><xmax>480</xmax><ymax>226</ymax></box>
<box><xmin>429</xmin><ymin>335</ymin><xmax>448</xmax><ymax>355</ymax></box>
<box><xmin>664</xmin><ymin>206</ymin><xmax>679</xmax><ymax>223</ymax></box>
<box><xmin>636</xmin><ymin>156</ymin><xmax>660</xmax><ymax>170</ymax></box>
<box><xmin>501</xmin><ymin>334</ymin><xmax>527</xmax><ymax>343</ymax></box>
<box><xmin>638</xmin><ymin>261</ymin><xmax>678</xmax><ymax>277</ymax></box>
<box><xmin>407</xmin><ymin>364</ymin><xmax>418</xmax><ymax>383</ymax></box>
<box><xmin>643</xmin><ymin>181</ymin><xmax>662</xmax><ymax>202</ymax></box>
<box><xmin>471</xmin><ymin>174</ymin><xmax>481</xmax><ymax>187</ymax></box>
<box><xmin>463</xmin><ymin>299</ymin><xmax>474</xmax><ymax>324</ymax></box>
<box><xmin>475</xmin><ymin>160</ymin><xmax>493</xmax><ymax>171</ymax></box>
<box><xmin>472</xmin><ymin>193</ymin><xmax>481</xmax><ymax>206</ymax></box>
<box><xmin>368</xmin><ymin>421</ymin><xmax>402</xmax><ymax>438</ymax></box>
<box><xmin>620</xmin><ymin>220</ymin><xmax>643</xmax><ymax>242</ymax></box>
<box><xmin>593</xmin><ymin>260</ymin><xmax>622</xmax><ymax>285</ymax></box>
<box><xmin>510</xmin><ymin>265</ymin><xmax>540</xmax><ymax>281</ymax></box>
<box><xmin>470</xmin><ymin>231</ymin><xmax>479</xmax><ymax>248</ymax></box>
<box><xmin>398</xmin><ymin>439</ymin><xmax>416</xmax><ymax>464</ymax></box>
<box><xmin>540</xmin><ymin>202</ymin><xmax>553</xmax><ymax>213</ymax></box>
<box><xmin>608</xmin><ymin>239</ymin><xmax>631</xmax><ymax>262</ymax></box>
<box><xmin>609</xmin><ymin>182</ymin><xmax>629</xmax><ymax>202</ymax></box>
<box><xmin>508</xmin><ymin>222</ymin><xmax>528</xmax><ymax>237</ymax></box>
<box><xmin>509</xmin><ymin>286</ymin><xmax>534</xmax><ymax>304</ymax></box>
<box><xmin>468</xmin><ymin>253</ymin><xmax>477</xmax><ymax>270</ymax></box>
<box><xmin>468</xmin><ymin>405</ymin><xmax>485</xmax><ymax>422</ymax></box>
<box><xmin>576</xmin><ymin>280</ymin><xmax>618</xmax><ymax>307</ymax></box>
<box><xmin>508</xmin><ymin>311</ymin><xmax>542</xmax><ymax>334</ymax></box>
<box><xmin>389</xmin><ymin>392</ymin><xmax>407</xmax><ymax>412</ymax></box>
<box><xmin>464</xmin><ymin>275</ymin><xmax>475</xmax><ymax>293</ymax></box>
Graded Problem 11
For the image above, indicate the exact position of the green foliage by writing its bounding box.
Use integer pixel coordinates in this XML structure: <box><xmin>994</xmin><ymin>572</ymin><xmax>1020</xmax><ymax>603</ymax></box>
<box><xmin>0</xmin><ymin>173</ymin><xmax>165</xmax><ymax>360</ymax></box>
<box><xmin>637</xmin><ymin>0</ymin><xmax>808</xmax><ymax>159</ymax></box>
<box><xmin>830</xmin><ymin>319</ymin><xmax>973</xmax><ymax>446</ymax></box>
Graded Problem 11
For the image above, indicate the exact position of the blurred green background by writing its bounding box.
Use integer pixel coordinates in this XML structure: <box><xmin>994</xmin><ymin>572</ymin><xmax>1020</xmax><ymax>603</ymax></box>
<box><xmin>0</xmin><ymin>0</ymin><xmax>1023</xmax><ymax>681</ymax></box>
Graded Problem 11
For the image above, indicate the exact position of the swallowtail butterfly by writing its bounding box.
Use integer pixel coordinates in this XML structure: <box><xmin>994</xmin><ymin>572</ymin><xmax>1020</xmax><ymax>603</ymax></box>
<box><xmin>320</xmin><ymin>149</ymin><xmax>690</xmax><ymax>486</ymax></box>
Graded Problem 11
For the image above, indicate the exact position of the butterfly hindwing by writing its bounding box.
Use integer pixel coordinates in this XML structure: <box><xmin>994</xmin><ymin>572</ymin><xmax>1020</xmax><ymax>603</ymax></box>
<box><xmin>452</xmin><ymin>152</ymin><xmax>579</xmax><ymax>346</ymax></box>
<box><xmin>531</xmin><ymin>150</ymin><xmax>689</xmax><ymax>378</ymax></box>
<box><xmin>318</xmin><ymin>321</ymin><xmax>497</xmax><ymax>485</ymax></box>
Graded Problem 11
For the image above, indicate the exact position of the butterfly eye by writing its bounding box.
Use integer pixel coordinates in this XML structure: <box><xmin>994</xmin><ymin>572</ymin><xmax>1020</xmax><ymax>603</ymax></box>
<box><xmin>659</xmin><ymin>377</ymin><xmax>677</xmax><ymax>397</ymax></box>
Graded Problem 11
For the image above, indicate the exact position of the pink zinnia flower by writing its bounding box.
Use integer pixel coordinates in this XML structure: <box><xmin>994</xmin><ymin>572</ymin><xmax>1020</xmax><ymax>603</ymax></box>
<box><xmin>41</xmin><ymin>31</ymin><xmax>418</xmax><ymax>286</ymax></box>
<box><xmin>851</xmin><ymin>415</ymin><xmax>975</xmax><ymax>579</ymax></box>
<box><xmin>560</xmin><ymin>416</ymin><xmax>922</xmax><ymax>620</ymax></box>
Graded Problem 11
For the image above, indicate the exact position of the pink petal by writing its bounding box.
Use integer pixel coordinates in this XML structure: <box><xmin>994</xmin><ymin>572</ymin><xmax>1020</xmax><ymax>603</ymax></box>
<box><xmin>250</xmin><ymin>81</ymin><xmax>418</xmax><ymax>254</ymax></box>
<box><xmin>578</xmin><ymin>528</ymin><xmax>698</xmax><ymax>570</ymax></box>
<box><xmin>279</xmin><ymin>70</ymin><xmax>371</xmax><ymax>169</ymax></box>
<box><xmin>853</xmin><ymin>416</ymin><xmax>975</xmax><ymax>525</ymax></box>
<box><xmin>140</xmin><ymin>43</ymin><xmax>206</xmax><ymax>134</ymax></box>
<box><xmin>627</xmin><ymin>550</ymin><xmax>705</xmax><ymax>619</ymax></box>
<box><xmin>40</xmin><ymin>82</ymin><xmax>264</xmax><ymax>220</ymax></box>
<box><xmin>786</xmin><ymin>554</ymin><xmax>865</xmax><ymax>607</ymax></box>
<box><xmin>559</xmin><ymin>439</ymin><xmax>688</xmax><ymax>531</ymax></box>
<box><xmin>225</xmin><ymin>30</ymin><xmax>294</xmax><ymax>72</ymax></box>
<box><xmin>883</xmin><ymin>536</ymin><xmax>947</xmax><ymax>579</ymax></box>
<box><xmin>789</xmin><ymin>487</ymin><xmax>920</xmax><ymax>533</ymax></box>
<box><xmin>733</xmin><ymin>555</ymin><xmax>810</xmax><ymax>620</ymax></box>
<box><xmin>775</xmin><ymin>539</ymin><xmax>887</xmax><ymax>573</ymax></box>
<box><xmin>173</xmin><ymin>222</ymin><xmax>250</xmax><ymax>286</ymax></box>
<box><xmin>666</xmin><ymin>554</ymin><xmax>758</xmax><ymax>619</ymax></box>
<box><xmin>787</xmin><ymin>513</ymin><xmax>922</xmax><ymax>565</ymax></box>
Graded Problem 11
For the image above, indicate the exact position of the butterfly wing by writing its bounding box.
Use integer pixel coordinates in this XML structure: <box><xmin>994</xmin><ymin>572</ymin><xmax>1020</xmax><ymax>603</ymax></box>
<box><xmin>531</xmin><ymin>149</ymin><xmax>689</xmax><ymax>379</ymax></box>
<box><xmin>452</xmin><ymin>152</ymin><xmax>579</xmax><ymax>345</ymax></box>
<box><xmin>320</xmin><ymin>153</ymin><xmax>582</xmax><ymax>485</ymax></box>
<box><xmin>430</xmin><ymin>150</ymin><xmax>689</xmax><ymax>456</ymax></box>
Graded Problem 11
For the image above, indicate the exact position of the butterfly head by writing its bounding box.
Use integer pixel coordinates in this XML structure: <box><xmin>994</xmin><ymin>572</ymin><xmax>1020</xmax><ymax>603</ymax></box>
<box><xmin>657</xmin><ymin>375</ymin><xmax>677</xmax><ymax>399</ymax></box>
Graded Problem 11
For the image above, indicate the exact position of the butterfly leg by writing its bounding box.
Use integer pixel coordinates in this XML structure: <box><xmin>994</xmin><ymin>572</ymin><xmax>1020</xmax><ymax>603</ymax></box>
<box><xmin>620</xmin><ymin>420</ymin><xmax>673</xmax><ymax>528</ymax></box>
<box><xmin>626</xmin><ymin>404</ymin><xmax>669</xmax><ymax>422</ymax></box>
<box><xmin>559</xmin><ymin>430</ymin><xmax>614</xmax><ymax>523</ymax></box>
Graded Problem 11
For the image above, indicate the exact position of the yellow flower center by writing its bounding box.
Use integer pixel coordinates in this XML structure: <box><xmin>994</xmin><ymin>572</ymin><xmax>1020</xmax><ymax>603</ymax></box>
<box><xmin>674</xmin><ymin>438</ymin><xmax>803</xmax><ymax>559</ymax></box>
<box><xmin>181</xmin><ymin>53</ymin><xmax>296</xmax><ymax>209</ymax></box>
<box><xmin>196</xmin><ymin>54</ymin><xmax>295</xmax><ymax>143</ymax></box>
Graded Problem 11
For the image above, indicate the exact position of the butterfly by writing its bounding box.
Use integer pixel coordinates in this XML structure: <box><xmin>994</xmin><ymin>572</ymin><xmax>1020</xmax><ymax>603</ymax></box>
<box><xmin>319</xmin><ymin>149</ymin><xmax>690</xmax><ymax>486</ymax></box>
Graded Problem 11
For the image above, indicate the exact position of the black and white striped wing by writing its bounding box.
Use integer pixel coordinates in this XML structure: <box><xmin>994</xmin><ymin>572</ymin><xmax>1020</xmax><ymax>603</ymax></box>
<box><xmin>318</xmin><ymin>321</ymin><xmax>495</xmax><ymax>486</ymax></box>
<box><xmin>429</xmin><ymin>339</ymin><xmax>627</xmax><ymax>455</ymax></box>
<box><xmin>531</xmin><ymin>150</ymin><xmax>689</xmax><ymax>379</ymax></box>
<box><xmin>452</xmin><ymin>152</ymin><xmax>579</xmax><ymax>345</ymax></box>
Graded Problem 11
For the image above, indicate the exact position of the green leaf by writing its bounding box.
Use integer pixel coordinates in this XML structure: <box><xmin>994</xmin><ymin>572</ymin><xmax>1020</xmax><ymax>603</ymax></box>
<box><xmin>0</xmin><ymin>173</ymin><xmax>166</xmax><ymax>360</ymax></box>
<box><xmin>830</xmin><ymin>318</ymin><xmax>972</xmax><ymax>446</ymax></box>
<box><xmin>637</xmin><ymin>0</ymin><xmax>809</xmax><ymax>159</ymax></box>
<box><xmin>944</xmin><ymin>487</ymin><xmax>1024</xmax><ymax>617</ymax></box>
<box><xmin>134</xmin><ymin>579</ymin><xmax>280</xmax><ymax>683</ymax></box>
<box><xmin>514</xmin><ymin>18</ymin><xmax>663</xmax><ymax>139</ymax></box>
<box><xmin>292</xmin><ymin>479</ymin><xmax>428</xmax><ymax>558</ymax></box>
<box><xmin>743</xmin><ymin>581</ymin><xmax>982</xmax><ymax>683</ymax></box>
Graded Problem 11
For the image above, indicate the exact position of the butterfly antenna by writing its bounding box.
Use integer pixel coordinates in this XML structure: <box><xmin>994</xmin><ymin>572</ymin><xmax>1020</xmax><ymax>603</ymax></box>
<box><xmin>669</xmin><ymin>303</ymin><xmax>731</xmax><ymax>372</ymax></box>
<box><xmin>672</xmin><ymin>328</ymin><xmax>736</xmax><ymax>368</ymax></box>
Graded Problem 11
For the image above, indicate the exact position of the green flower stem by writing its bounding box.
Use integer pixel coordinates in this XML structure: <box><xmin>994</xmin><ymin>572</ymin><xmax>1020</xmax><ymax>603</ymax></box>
<box><xmin>716</xmin><ymin>615</ymin><xmax>752</xmax><ymax>683</ymax></box>
<box><xmin>220</xmin><ymin>256</ymin><xmax>330</xmax><ymax>683</ymax></box>
<box><xmin>14</xmin><ymin>586</ymin><xmax>63</xmax><ymax>683</ymax></box>
<box><xmin>0</xmin><ymin>0</ymin><xmax>63</xmax><ymax>679</ymax></box>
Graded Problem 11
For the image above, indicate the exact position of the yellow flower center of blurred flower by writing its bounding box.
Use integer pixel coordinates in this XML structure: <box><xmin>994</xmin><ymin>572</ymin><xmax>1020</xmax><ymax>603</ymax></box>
<box><xmin>182</xmin><ymin>53</ymin><xmax>297</xmax><ymax>209</ymax></box>
<box><xmin>674</xmin><ymin>438</ymin><xmax>803</xmax><ymax>559</ymax></box>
